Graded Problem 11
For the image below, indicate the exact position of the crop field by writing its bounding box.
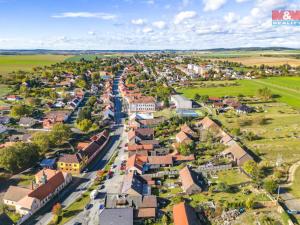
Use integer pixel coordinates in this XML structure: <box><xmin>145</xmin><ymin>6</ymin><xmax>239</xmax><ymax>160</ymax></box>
<box><xmin>0</xmin><ymin>85</ymin><xmax>11</xmax><ymax>97</ymax></box>
<box><xmin>219</xmin><ymin>56</ymin><xmax>300</xmax><ymax>67</ymax></box>
<box><xmin>178</xmin><ymin>77</ymin><xmax>300</xmax><ymax>108</ymax></box>
<box><xmin>0</xmin><ymin>54</ymin><xmax>71</xmax><ymax>76</ymax></box>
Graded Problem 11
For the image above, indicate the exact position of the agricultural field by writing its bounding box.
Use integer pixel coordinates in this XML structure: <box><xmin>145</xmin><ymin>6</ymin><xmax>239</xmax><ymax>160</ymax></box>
<box><xmin>65</xmin><ymin>53</ymin><xmax>132</xmax><ymax>62</ymax></box>
<box><xmin>0</xmin><ymin>84</ymin><xmax>11</xmax><ymax>97</ymax></box>
<box><xmin>219</xmin><ymin>56</ymin><xmax>300</xmax><ymax>67</ymax></box>
<box><xmin>0</xmin><ymin>54</ymin><xmax>71</xmax><ymax>76</ymax></box>
<box><xmin>290</xmin><ymin>167</ymin><xmax>300</xmax><ymax>198</ymax></box>
<box><xmin>178</xmin><ymin>77</ymin><xmax>300</xmax><ymax>108</ymax></box>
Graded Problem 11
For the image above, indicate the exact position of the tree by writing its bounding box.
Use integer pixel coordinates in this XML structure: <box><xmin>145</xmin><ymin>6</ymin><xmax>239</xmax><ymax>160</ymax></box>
<box><xmin>76</xmin><ymin>119</ymin><xmax>92</xmax><ymax>132</ymax></box>
<box><xmin>31</xmin><ymin>132</ymin><xmax>52</xmax><ymax>154</ymax></box>
<box><xmin>263</xmin><ymin>179</ymin><xmax>277</xmax><ymax>194</ymax></box>
<box><xmin>161</xmin><ymin>214</ymin><xmax>169</xmax><ymax>225</ymax></box>
<box><xmin>245</xmin><ymin>197</ymin><xmax>255</xmax><ymax>209</ymax></box>
<box><xmin>50</xmin><ymin>124</ymin><xmax>71</xmax><ymax>146</ymax></box>
<box><xmin>216</xmin><ymin>182</ymin><xmax>230</xmax><ymax>192</ymax></box>
<box><xmin>52</xmin><ymin>203</ymin><xmax>62</xmax><ymax>216</ymax></box>
<box><xmin>200</xmin><ymin>95</ymin><xmax>209</xmax><ymax>103</ymax></box>
<box><xmin>257</xmin><ymin>87</ymin><xmax>272</xmax><ymax>100</ymax></box>
<box><xmin>10</xmin><ymin>105</ymin><xmax>30</xmax><ymax>118</ymax></box>
<box><xmin>194</xmin><ymin>93</ymin><xmax>201</xmax><ymax>101</ymax></box>
<box><xmin>178</xmin><ymin>143</ymin><xmax>192</xmax><ymax>156</ymax></box>
<box><xmin>0</xmin><ymin>143</ymin><xmax>39</xmax><ymax>173</ymax></box>
<box><xmin>243</xmin><ymin>160</ymin><xmax>259</xmax><ymax>178</ymax></box>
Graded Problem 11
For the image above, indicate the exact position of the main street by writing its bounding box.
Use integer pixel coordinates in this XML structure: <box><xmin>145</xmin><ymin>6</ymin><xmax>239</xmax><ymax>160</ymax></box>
<box><xmin>23</xmin><ymin>71</ymin><xmax>125</xmax><ymax>225</ymax></box>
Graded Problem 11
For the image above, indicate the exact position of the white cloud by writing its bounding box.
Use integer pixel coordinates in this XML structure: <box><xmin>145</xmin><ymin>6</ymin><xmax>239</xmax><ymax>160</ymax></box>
<box><xmin>146</xmin><ymin>0</ymin><xmax>155</xmax><ymax>4</ymax></box>
<box><xmin>52</xmin><ymin>12</ymin><xmax>117</xmax><ymax>20</ymax></box>
<box><xmin>152</xmin><ymin>21</ymin><xmax>167</xmax><ymax>29</ymax></box>
<box><xmin>88</xmin><ymin>31</ymin><xmax>96</xmax><ymax>36</ymax></box>
<box><xmin>203</xmin><ymin>0</ymin><xmax>227</xmax><ymax>12</ymax></box>
<box><xmin>174</xmin><ymin>11</ymin><xmax>197</xmax><ymax>24</ymax></box>
<box><xmin>224</xmin><ymin>12</ymin><xmax>239</xmax><ymax>23</ymax></box>
<box><xmin>236</xmin><ymin>0</ymin><xmax>250</xmax><ymax>2</ymax></box>
<box><xmin>131</xmin><ymin>18</ymin><xmax>146</xmax><ymax>25</ymax></box>
<box><xmin>142</xmin><ymin>27</ymin><xmax>153</xmax><ymax>33</ymax></box>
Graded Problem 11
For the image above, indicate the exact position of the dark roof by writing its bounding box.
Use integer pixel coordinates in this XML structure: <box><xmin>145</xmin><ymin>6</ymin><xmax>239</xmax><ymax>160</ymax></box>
<box><xmin>99</xmin><ymin>208</ymin><xmax>133</xmax><ymax>225</ymax></box>
<box><xmin>40</xmin><ymin>158</ymin><xmax>57</xmax><ymax>167</ymax></box>
<box><xmin>121</xmin><ymin>172</ymin><xmax>148</xmax><ymax>195</ymax></box>
<box><xmin>58</xmin><ymin>153</ymin><xmax>83</xmax><ymax>164</ymax></box>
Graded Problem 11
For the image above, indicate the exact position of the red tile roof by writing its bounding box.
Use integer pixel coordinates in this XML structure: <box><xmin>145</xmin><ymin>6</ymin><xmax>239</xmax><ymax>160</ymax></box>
<box><xmin>173</xmin><ymin>202</ymin><xmax>201</xmax><ymax>225</ymax></box>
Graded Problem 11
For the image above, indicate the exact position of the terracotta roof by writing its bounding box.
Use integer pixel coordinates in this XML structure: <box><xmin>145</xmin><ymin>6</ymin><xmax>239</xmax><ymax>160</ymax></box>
<box><xmin>136</xmin><ymin>208</ymin><xmax>156</xmax><ymax>218</ymax></box>
<box><xmin>197</xmin><ymin>117</ymin><xmax>220</xmax><ymax>130</ymax></box>
<box><xmin>179</xmin><ymin>166</ymin><xmax>200</xmax><ymax>192</ymax></box>
<box><xmin>128</xmin><ymin>96</ymin><xmax>155</xmax><ymax>104</ymax></box>
<box><xmin>148</xmin><ymin>156</ymin><xmax>173</xmax><ymax>165</ymax></box>
<box><xmin>81</xmin><ymin>141</ymin><xmax>101</xmax><ymax>158</ymax></box>
<box><xmin>3</xmin><ymin>186</ymin><xmax>32</xmax><ymax>202</ymax></box>
<box><xmin>176</xmin><ymin>131</ymin><xmax>192</xmax><ymax>144</ymax></box>
<box><xmin>140</xmin><ymin>195</ymin><xmax>157</xmax><ymax>208</ymax></box>
<box><xmin>17</xmin><ymin>196</ymin><xmax>36</xmax><ymax>210</ymax></box>
<box><xmin>173</xmin><ymin>154</ymin><xmax>195</xmax><ymax>161</ymax></box>
<box><xmin>173</xmin><ymin>202</ymin><xmax>201</xmax><ymax>225</ymax></box>
<box><xmin>127</xmin><ymin>144</ymin><xmax>154</xmax><ymax>151</ymax></box>
<box><xmin>126</xmin><ymin>154</ymin><xmax>148</xmax><ymax>171</ymax></box>
<box><xmin>29</xmin><ymin>170</ymin><xmax>65</xmax><ymax>200</ymax></box>
<box><xmin>77</xmin><ymin>142</ymin><xmax>90</xmax><ymax>150</ymax></box>
<box><xmin>222</xmin><ymin>144</ymin><xmax>252</xmax><ymax>163</ymax></box>
<box><xmin>180</xmin><ymin>124</ymin><xmax>196</xmax><ymax>137</ymax></box>
<box><xmin>35</xmin><ymin>169</ymin><xmax>59</xmax><ymax>183</ymax></box>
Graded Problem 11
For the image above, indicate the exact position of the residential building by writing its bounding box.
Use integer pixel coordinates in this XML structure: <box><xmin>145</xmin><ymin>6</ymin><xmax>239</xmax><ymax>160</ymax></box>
<box><xmin>171</xmin><ymin>95</ymin><xmax>192</xmax><ymax>109</ymax></box>
<box><xmin>179</xmin><ymin>166</ymin><xmax>203</xmax><ymax>195</ymax></box>
<box><xmin>99</xmin><ymin>208</ymin><xmax>133</xmax><ymax>225</ymax></box>
<box><xmin>221</xmin><ymin>144</ymin><xmax>253</xmax><ymax>166</ymax></box>
<box><xmin>19</xmin><ymin>117</ymin><xmax>37</xmax><ymax>127</ymax></box>
<box><xmin>127</xmin><ymin>96</ymin><xmax>156</xmax><ymax>114</ymax></box>
<box><xmin>3</xmin><ymin>169</ymin><xmax>72</xmax><ymax>216</ymax></box>
<box><xmin>173</xmin><ymin>202</ymin><xmax>202</xmax><ymax>225</ymax></box>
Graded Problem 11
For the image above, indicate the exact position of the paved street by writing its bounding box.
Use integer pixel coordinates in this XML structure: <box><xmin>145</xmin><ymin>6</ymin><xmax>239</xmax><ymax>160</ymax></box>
<box><xmin>22</xmin><ymin>71</ymin><xmax>125</xmax><ymax>225</ymax></box>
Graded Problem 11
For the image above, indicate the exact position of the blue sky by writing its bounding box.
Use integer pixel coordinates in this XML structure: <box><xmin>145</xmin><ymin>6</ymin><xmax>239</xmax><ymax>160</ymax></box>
<box><xmin>0</xmin><ymin>0</ymin><xmax>299</xmax><ymax>49</ymax></box>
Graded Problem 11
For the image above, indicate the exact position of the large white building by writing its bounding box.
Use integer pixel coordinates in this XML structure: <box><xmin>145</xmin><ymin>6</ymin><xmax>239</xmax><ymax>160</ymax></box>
<box><xmin>127</xmin><ymin>96</ymin><xmax>156</xmax><ymax>114</ymax></box>
<box><xmin>170</xmin><ymin>95</ymin><xmax>192</xmax><ymax>109</ymax></box>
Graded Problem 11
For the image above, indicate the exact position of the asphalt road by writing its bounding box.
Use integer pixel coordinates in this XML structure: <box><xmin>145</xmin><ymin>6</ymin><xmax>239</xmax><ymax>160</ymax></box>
<box><xmin>23</xmin><ymin>71</ymin><xmax>125</xmax><ymax>225</ymax></box>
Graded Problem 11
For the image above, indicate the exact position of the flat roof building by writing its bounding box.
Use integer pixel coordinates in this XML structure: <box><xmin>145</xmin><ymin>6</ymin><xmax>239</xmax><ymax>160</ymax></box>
<box><xmin>171</xmin><ymin>95</ymin><xmax>192</xmax><ymax>109</ymax></box>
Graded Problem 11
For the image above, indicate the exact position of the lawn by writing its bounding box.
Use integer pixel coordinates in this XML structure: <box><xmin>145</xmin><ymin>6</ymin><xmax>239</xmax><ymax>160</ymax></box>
<box><xmin>214</xmin><ymin>169</ymin><xmax>250</xmax><ymax>186</ymax></box>
<box><xmin>0</xmin><ymin>54</ymin><xmax>71</xmax><ymax>76</ymax></box>
<box><xmin>216</xmin><ymin>103</ymin><xmax>300</xmax><ymax>164</ymax></box>
<box><xmin>65</xmin><ymin>53</ymin><xmax>131</xmax><ymax>62</ymax></box>
<box><xmin>290</xmin><ymin>167</ymin><xmax>300</xmax><ymax>198</ymax></box>
<box><xmin>178</xmin><ymin>77</ymin><xmax>300</xmax><ymax>108</ymax></box>
<box><xmin>0</xmin><ymin>84</ymin><xmax>11</xmax><ymax>97</ymax></box>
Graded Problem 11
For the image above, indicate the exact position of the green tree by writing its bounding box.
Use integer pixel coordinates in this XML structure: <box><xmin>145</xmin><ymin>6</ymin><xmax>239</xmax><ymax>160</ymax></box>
<box><xmin>243</xmin><ymin>160</ymin><xmax>259</xmax><ymax>178</ymax></box>
<box><xmin>31</xmin><ymin>132</ymin><xmax>52</xmax><ymax>154</ymax></box>
<box><xmin>245</xmin><ymin>197</ymin><xmax>255</xmax><ymax>209</ymax></box>
<box><xmin>161</xmin><ymin>214</ymin><xmax>169</xmax><ymax>225</ymax></box>
<box><xmin>0</xmin><ymin>143</ymin><xmax>39</xmax><ymax>173</ymax></box>
<box><xmin>76</xmin><ymin>119</ymin><xmax>92</xmax><ymax>132</ymax></box>
<box><xmin>263</xmin><ymin>179</ymin><xmax>277</xmax><ymax>194</ymax></box>
<box><xmin>194</xmin><ymin>93</ymin><xmax>201</xmax><ymax>101</ymax></box>
<box><xmin>257</xmin><ymin>87</ymin><xmax>272</xmax><ymax>100</ymax></box>
<box><xmin>50</xmin><ymin>123</ymin><xmax>71</xmax><ymax>146</ymax></box>
<box><xmin>200</xmin><ymin>95</ymin><xmax>209</xmax><ymax>103</ymax></box>
<box><xmin>10</xmin><ymin>105</ymin><xmax>30</xmax><ymax>118</ymax></box>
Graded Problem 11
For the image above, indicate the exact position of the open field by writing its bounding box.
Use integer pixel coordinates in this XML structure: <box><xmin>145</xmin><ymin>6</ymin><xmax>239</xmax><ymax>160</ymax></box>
<box><xmin>217</xmin><ymin>56</ymin><xmax>300</xmax><ymax>67</ymax></box>
<box><xmin>0</xmin><ymin>54</ymin><xmax>71</xmax><ymax>76</ymax></box>
<box><xmin>65</xmin><ymin>53</ymin><xmax>133</xmax><ymax>62</ymax></box>
<box><xmin>178</xmin><ymin>77</ymin><xmax>300</xmax><ymax>108</ymax></box>
<box><xmin>216</xmin><ymin>103</ymin><xmax>300</xmax><ymax>164</ymax></box>
<box><xmin>0</xmin><ymin>84</ymin><xmax>11</xmax><ymax>97</ymax></box>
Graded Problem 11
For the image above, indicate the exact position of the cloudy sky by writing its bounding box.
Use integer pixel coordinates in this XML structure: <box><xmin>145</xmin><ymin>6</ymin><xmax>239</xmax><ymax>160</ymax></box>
<box><xmin>0</xmin><ymin>0</ymin><xmax>299</xmax><ymax>50</ymax></box>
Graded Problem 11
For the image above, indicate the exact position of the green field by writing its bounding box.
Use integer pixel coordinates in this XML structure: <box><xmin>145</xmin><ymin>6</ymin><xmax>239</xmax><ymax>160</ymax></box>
<box><xmin>0</xmin><ymin>54</ymin><xmax>71</xmax><ymax>76</ymax></box>
<box><xmin>65</xmin><ymin>53</ymin><xmax>131</xmax><ymax>62</ymax></box>
<box><xmin>178</xmin><ymin>77</ymin><xmax>300</xmax><ymax>108</ymax></box>
<box><xmin>0</xmin><ymin>84</ymin><xmax>11</xmax><ymax>97</ymax></box>
<box><xmin>291</xmin><ymin>167</ymin><xmax>300</xmax><ymax>198</ymax></box>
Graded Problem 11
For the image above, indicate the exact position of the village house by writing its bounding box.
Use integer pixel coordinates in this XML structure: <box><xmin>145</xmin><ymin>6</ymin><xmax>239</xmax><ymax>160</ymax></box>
<box><xmin>173</xmin><ymin>202</ymin><xmax>202</xmax><ymax>225</ymax></box>
<box><xmin>3</xmin><ymin>169</ymin><xmax>72</xmax><ymax>216</ymax></box>
<box><xmin>221</xmin><ymin>144</ymin><xmax>253</xmax><ymax>166</ymax></box>
<box><xmin>19</xmin><ymin>117</ymin><xmax>37</xmax><ymax>128</ymax></box>
<box><xmin>42</xmin><ymin>110</ymin><xmax>71</xmax><ymax>129</ymax></box>
<box><xmin>179</xmin><ymin>166</ymin><xmax>203</xmax><ymax>195</ymax></box>
<box><xmin>99</xmin><ymin>208</ymin><xmax>133</xmax><ymax>225</ymax></box>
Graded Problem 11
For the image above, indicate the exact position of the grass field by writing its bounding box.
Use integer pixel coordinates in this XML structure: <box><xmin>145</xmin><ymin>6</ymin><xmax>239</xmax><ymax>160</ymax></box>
<box><xmin>65</xmin><ymin>53</ymin><xmax>132</xmax><ymax>62</ymax></box>
<box><xmin>0</xmin><ymin>54</ymin><xmax>71</xmax><ymax>76</ymax></box>
<box><xmin>178</xmin><ymin>77</ymin><xmax>300</xmax><ymax>108</ymax></box>
<box><xmin>0</xmin><ymin>84</ymin><xmax>11</xmax><ymax>97</ymax></box>
<box><xmin>290</xmin><ymin>167</ymin><xmax>300</xmax><ymax>198</ymax></box>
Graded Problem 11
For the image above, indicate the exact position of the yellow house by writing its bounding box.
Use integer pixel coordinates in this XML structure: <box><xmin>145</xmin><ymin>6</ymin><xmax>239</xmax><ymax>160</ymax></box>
<box><xmin>57</xmin><ymin>153</ymin><xmax>87</xmax><ymax>175</ymax></box>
